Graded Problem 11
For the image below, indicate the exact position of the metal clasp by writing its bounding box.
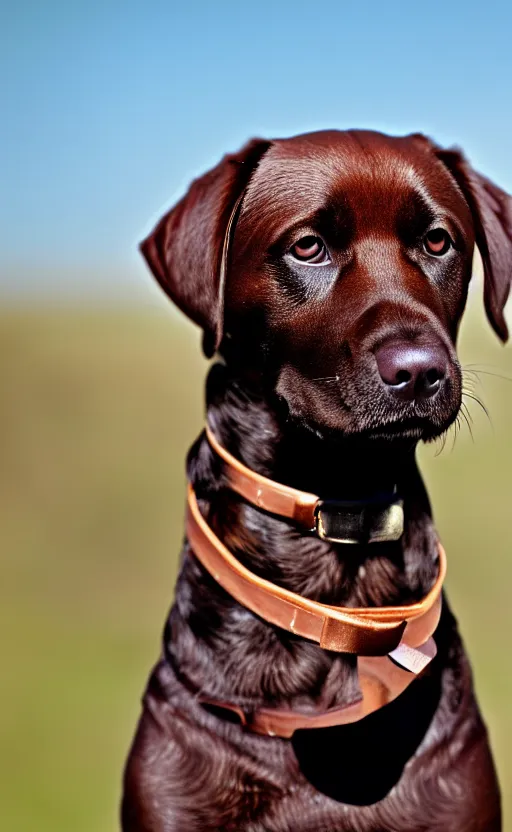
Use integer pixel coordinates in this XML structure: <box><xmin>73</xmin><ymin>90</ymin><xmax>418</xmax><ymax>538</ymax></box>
<box><xmin>314</xmin><ymin>498</ymin><xmax>404</xmax><ymax>544</ymax></box>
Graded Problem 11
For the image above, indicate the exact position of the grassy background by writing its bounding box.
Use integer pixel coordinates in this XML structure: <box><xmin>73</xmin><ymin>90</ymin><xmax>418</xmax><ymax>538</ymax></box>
<box><xmin>1</xmin><ymin>293</ymin><xmax>511</xmax><ymax>830</ymax></box>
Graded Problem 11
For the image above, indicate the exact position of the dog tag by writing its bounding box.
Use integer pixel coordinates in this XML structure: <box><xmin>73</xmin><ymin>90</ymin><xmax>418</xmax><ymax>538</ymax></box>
<box><xmin>388</xmin><ymin>637</ymin><xmax>437</xmax><ymax>674</ymax></box>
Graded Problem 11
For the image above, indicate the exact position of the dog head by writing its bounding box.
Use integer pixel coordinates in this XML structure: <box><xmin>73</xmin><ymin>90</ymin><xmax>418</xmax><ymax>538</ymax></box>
<box><xmin>141</xmin><ymin>130</ymin><xmax>512</xmax><ymax>443</ymax></box>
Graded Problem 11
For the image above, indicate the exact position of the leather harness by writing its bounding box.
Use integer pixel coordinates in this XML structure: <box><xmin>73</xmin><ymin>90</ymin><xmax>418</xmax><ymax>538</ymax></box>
<box><xmin>185</xmin><ymin>427</ymin><xmax>446</xmax><ymax>738</ymax></box>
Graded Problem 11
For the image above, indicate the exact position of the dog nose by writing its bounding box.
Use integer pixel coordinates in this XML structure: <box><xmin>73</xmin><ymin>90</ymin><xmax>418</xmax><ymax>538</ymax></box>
<box><xmin>374</xmin><ymin>341</ymin><xmax>448</xmax><ymax>400</ymax></box>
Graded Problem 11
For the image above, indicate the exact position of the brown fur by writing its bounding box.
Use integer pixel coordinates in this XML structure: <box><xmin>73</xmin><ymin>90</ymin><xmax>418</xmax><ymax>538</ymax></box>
<box><xmin>122</xmin><ymin>130</ymin><xmax>512</xmax><ymax>831</ymax></box>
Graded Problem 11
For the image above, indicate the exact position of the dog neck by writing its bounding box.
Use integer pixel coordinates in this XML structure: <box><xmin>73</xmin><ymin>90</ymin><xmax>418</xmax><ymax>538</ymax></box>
<box><xmin>167</xmin><ymin>363</ymin><xmax>440</xmax><ymax>706</ymax></box>
<box><xmin>201</xmin><ymin>363</ymin><xmax>428</xmax><ymax>523</ymax></box>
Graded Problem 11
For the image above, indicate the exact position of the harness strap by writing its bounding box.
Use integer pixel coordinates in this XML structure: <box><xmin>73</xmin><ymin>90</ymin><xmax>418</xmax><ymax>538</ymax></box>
<box><xmin>187</xmin><ymin>484</ymin><xmax>445</xmax><ymax>656</ymax></box>
<box><xmin>186</xmin><ymin>486</ymin><xmax>444</xmax><ymax>736</ymax></box>
<box><xmin>196</xmin><ymin>644</ymin><xmax>437</xmax><ymax>738</ymax></box>
<box><xmin>184</xmin><ymin>430</ymin><xmax>446</xmax><ymax>737</ymax></box>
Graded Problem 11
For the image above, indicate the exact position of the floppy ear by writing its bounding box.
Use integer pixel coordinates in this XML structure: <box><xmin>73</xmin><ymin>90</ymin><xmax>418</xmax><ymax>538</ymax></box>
<box><xmin>435</xmin><ymin>148</ymin><xmax>512</xmax><ymax>341</ymax></box>
<box><xmin>140</xmin><ymin>139</ymin><xmax>271</xmax><ymax>357</ymax></box>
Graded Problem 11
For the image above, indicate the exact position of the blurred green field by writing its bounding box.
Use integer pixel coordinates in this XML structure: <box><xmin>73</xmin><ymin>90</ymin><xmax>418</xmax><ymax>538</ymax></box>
<box><xmin>1</xmin><ymin>296</ymin><xmax>511</xmax><ymax>831</ymax></box>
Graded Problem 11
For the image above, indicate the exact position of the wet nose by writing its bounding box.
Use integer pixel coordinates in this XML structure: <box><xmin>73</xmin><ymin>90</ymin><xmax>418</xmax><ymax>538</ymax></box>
<box><xmin>374</xmin><ymin>340</ymin><xmax>448</xmax><ymax>400</ymax></box>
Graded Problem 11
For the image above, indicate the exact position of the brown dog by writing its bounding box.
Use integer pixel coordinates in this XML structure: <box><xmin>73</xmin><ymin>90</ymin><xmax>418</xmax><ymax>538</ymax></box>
<box><xmin>122</xmin><ymin>130</ymin><xmax>512</xmax><ymax>831</ymax></box>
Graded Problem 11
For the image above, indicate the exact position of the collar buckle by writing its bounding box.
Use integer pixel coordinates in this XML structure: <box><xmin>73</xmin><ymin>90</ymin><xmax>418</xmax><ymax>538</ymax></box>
<box><xmin>314</xmin><ymin>498</ymin><xmax>404</xmax><ymax>544</ymax></box>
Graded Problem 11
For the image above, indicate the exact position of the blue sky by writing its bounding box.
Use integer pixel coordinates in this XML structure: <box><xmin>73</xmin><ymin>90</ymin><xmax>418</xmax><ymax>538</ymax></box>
<box><xmin>3</xmin><ymin>0</ymin><xmax>512</xmax><ymax>298</ymax></box>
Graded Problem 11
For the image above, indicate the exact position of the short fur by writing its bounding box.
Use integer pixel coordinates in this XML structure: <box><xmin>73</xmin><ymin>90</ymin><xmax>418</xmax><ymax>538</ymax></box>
<box><xmin>122</xmin><ymin>130</ymin><xmax>512</xmax><ymax>831</ymax></box>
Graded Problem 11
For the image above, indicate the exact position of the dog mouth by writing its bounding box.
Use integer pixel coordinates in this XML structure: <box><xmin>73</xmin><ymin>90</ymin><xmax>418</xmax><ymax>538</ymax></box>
<box><xmin>280</xmin><ymin>404</ymin><xmax>459</xmax><ymax>447</ymax></box>
<box><xmin>356</xmin><ymin>415</ymin><xmax>456</xmax><ymax>442</ymax></box>
<box><xmin>339</xmin><ymin>389</ymin><xmax>462</xmax><ymax>442</ymax></box>
<box><xmin>281</xmin><ymin>394</ymin><xmax>461</xmax><ymax>446</ymax></box>
<box><xmin>275</xmin><ymin>361</ymin><xmax>462</xmax><ymax>444</ymax></box>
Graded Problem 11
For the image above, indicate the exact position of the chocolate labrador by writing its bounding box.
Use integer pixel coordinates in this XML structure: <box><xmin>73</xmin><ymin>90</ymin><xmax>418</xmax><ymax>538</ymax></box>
<box><xmin>122</xmin><ymin>130</ymin><xmax>512</xmax><ymax>831</ymax></box>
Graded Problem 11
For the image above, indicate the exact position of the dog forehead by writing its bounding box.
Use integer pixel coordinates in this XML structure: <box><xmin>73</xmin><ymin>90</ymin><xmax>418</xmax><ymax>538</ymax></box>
<box><xmin>239</xmin><ymin>130</ymin><xmax>458</xmax><ymax>241</ymax></box>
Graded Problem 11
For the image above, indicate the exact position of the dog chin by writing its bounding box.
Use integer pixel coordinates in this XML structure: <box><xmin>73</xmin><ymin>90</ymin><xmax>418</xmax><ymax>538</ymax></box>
<box><xmin>361</xmin><ymin>420</ymin><xmax>449</xmax><ymax>443</ymax></box>
<box><xmin>274</xmin><ymin>381</ymin><xmax>460</xmax><ymax>445</ymax></box>
<box><xmin>285</xmin><ymin>407</ymin><xmax>460</xmax><ymax>447</ymax></box>
<box><xmin>347</xmin><ymin>407</ymin><xmax>462</xmax><ymax>445</ymax></box>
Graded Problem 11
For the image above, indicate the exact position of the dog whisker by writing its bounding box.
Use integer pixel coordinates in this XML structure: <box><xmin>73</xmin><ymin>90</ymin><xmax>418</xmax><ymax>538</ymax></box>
<box><xmin>434</xmin><ymin>428</ymin><xmax>449</xmax><ymax>457</ymax></box>
<box><xmin>459</xmin><ymin>402</ymin><xmax>475</xmax><ymax>443</ymax></box>
<box><xmin>450</xmin><ymin>414</ymin><xmax>461</xmax><ymax>452</ymax></box>
<box><xmin>464</xmin><ymin>364</ymin><xmax>512</xmax><ymax>384</ymax></box>
<box><xmin>461</xmin><ymin>374</ymin><xmax>479</xmax><ymax>394</ymax></box>
<box><xmin>462</xmin><ymin>391</ymin><xmax>493</xmax><ymax>430</ymax></box>
<box><xmin>461</xmin><ymin>400</ymin><xmax>474</xmax><ymax>425</ymax></box>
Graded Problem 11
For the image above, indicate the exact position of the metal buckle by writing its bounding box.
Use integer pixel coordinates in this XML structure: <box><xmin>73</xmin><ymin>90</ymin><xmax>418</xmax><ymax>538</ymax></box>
<box><xmin>388</xmin><ymin>637</ymin><xmax>437</xmax><ymax>674</ymax></box>
<box><xmin>315</xmin><ymin>498</ymin><xmax>404</xmax><ymax>544</ymax></box>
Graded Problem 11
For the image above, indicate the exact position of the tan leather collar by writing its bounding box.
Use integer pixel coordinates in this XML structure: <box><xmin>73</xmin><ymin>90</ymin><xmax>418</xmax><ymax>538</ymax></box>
<box><xmin>187</xmin><ymin>484</ymin><xmax>445</xmax><ymax>656</ymax></box>
<box><xmin>185</xmin><ymin>429</ymin><xmax>446</xmax><ymax>737</ymax></box>
<box><xmin>186</xmin><ymin>484</ymin><xmax>445</xmax><ymax>736</ymax></box>
<box><xmin>205</xmin><ymin>425</ymin><xmax>404</xmax><ymax>544</ymax></box>
<box><xmin>196</xmin><ymin>648</ymin><xmax>437</xmax><ymax>738</ymax></box>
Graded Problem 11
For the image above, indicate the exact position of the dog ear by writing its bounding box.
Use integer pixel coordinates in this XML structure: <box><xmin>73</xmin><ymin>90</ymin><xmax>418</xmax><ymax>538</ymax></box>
<box><xmin>140</xmin><ymin>139</ymin><xmax>271</xmax><ymax>357</ymax></box>
<box><xmin>435</xmin><ymin>147</ymin><xmax>512</xmax><ymax>341</ymax></box>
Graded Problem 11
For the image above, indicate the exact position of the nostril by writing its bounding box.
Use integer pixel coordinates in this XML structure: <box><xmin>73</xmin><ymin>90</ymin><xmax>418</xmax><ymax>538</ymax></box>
<box><xmin>425</xmin><ymin>368</ymin><xmax>443</xmax><ymax>386</ymax></box>
<box><xmin>395</xmin><ymin>370</ymin><xmax>411</xmax><ymax>386</ymax></box>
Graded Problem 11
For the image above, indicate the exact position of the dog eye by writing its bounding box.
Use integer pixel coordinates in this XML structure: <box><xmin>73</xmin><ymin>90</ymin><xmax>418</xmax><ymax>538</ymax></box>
<box><xmin>290</xmin><ymin>236</ymin><xmax>330</xmax><ymax>264</ymax></box>
<box><xmin>424</xmin><ymin>229</ymin><xmax>452</xmax><ymax>256</ymax></box>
